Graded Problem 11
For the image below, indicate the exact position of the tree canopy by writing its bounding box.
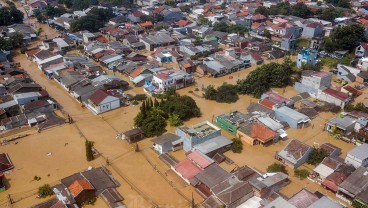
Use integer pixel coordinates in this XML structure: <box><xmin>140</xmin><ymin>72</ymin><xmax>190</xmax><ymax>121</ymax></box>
<box><xmin>330</xmin><ymin>24</ymin><xmax>366</xmax><ymax>51</ymax></box>
<box><xmin>213</xmin><ymin>22</ymin><xmax>248</xmax><ymax>36</ymax></box>
<box><xmin>237</xmin><ymin>58</ymin><xmax>294</xmax><ymax>98</ymax></box>
<box><xmin>267</xmin><ymin>163</ymin><xmax>288</xmax><ymax>174</ymax></box>
<box><xmin>58</xmin><ymin>0</ymin><xmax>98</xmax><ymax>10</ymax></box>
<box><xmin>203</xmin><ymin>83</ymin><xmax>239</xmax><ymax>103</ymax></box>
<box><xmin>255</xmin><ymin>2</ymin><xmax>313</xmax><ymax>19</ymax></box>
<box><xmin>325</xmin><ymin>0</ymin><xmax>351</xmax><ymax>8</ymax></box>
<box><xmin>0</xmin><ymin>32</ymin><xmax>24</xmax><ymax>51</ymax></box>
<box><xmin>317</xmin><ymin>8</ymin><xmax>344</xmax><ymax>22</ymax></box>
<box><xmin>307</xmin><ymin>148</ymin><xmax>329</xmax><ymax>166</ymax></box>
<box><xmin>231</xmin><ymin>138</ymin><xmax>243</xmax><ymax>153</ymax></box>
<box><xmin>70</xmin><ymin>8</ymin><xmax>115</xmax><ymax>32</ymax></box>
<box><xmin>0</xmin><ymin>6</ymin><xmax>24</xmax><ymax>26</ymax></box>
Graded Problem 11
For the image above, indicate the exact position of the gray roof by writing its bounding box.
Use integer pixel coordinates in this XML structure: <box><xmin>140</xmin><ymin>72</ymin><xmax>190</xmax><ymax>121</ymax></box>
<box><xmin>308</xmin><ymin>196</ymin><xmax>343</xmax><ymax>208</ymax></box>
<box><xmin>278</xmin><ymin>139</ymin><xmax>313</xmax><ymax>165</ymax></box>
<box><xmin>347</xmin><ymin>143</ymin><xmax>368</xmax><ymax>160</ymax></box>
<box><xmin>193</xmin><ymin>135</ymin><xmax>233</xmax><ymax>155</ymax></box>
<box><xmin>195</xmin><ymin>163</ymin><xmax>232</xmax><ymax>189</ymax></box>
<box><xmin>275</xmin><ymin>106</ymin><xmax>310</xmax><ymax>122</ymax></box>
<box><xmin>249</xmin><ymin>172</ymin><xmax>288</xmax><ymax>190</ymax></box>
<box><xmin>150</xmin><ymin>133</ymin><xmax>181</xmax><ymax>145</ymax></box>
<box><xmin>339</xmin><ymin>167</ymin><xmax>368</xmax><ymax>197</ymax></box>
<box><xmin>264</xmin><ymin>197</ymin><xmax>296</xmax><ymax>208</ymax></box>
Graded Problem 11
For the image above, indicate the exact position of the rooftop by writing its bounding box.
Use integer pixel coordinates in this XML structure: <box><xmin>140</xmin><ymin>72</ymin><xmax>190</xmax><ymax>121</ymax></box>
<box><xmin>347</xmin><ymin>143</ymin><xmax>368</xmax><ymax>160</ymax></box>
<box><xmin>288</xmin><ymin>189</ymin><xmax>319</xmax><ymax>208</ymax></box>
<box><xmin>217</xmin><ymin>111</ymin><xmax>250</xmax><ymax>126</ymax></box>
<box><xmin>179</xmin><ymin>121</ymin><xmax>220</xmax><ymax>138</ymax></box>
<box><xmin>193</xmin><ymin>135</ymin><xmax>233</xmax><ymax>155</ymax></box>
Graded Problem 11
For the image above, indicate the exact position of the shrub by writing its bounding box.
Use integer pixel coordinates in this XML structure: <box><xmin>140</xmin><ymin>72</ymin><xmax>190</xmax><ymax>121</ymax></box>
<box><xmin>231</xmin><ymin>138</ymin><xmax>243</xmax><ymax>153</ymax></box>
<box><xmin>168</xmin><ymin>114</ymin><xmax>183</xmax><ymax>127</ymax></box>
<box><xmin>83</xmin><ymin>196</ymin><xmax>97</xmax><ymax>205</ymax></box>
<box><xmin>132</xmin><ymin>100</ymin><xmax>139</xmax><ymax>105</ymax></box>
<box><xmin>38</xmin><ymin>184</ymin><xmax>53</xmax><ymax>198</ymax></box>
<box><xmin>133</xmin><ymin>94</ymin><xmax>147</xmax><ymax>101</ymax></box>
<box><xmin>267</xmin><ymin>163</ymin><xmax>288</xmax><ymax>174</ymax></box>
<box><xmin>294</xmin><ymin>169</ymin><xmax>309</xmax><ymax>180</ymax></box>
<box><xmin>85</xmin><ymin>140</ymin><xmax>94</xmax><ymax>161</ymax></box>
<box><xmin>307</xmin><ymin>148</ymin><xmax>329</xmax><ymax>165</ymax></box>
<box><xmin>34</xmin><ymin>176</ymin><xmax>42</xmax><ymax>181</ymax></box>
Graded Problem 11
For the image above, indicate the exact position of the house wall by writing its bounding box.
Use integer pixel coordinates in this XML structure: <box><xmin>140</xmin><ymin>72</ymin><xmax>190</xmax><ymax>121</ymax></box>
<box><xmin>88</xmin><ymin>96</ymin><xmax>120</xmax><ymax>114</ymax></box>
<box><xmin>345</xmin><ymin>154</ymin><xmax>368</xmax><ymax>168</ymax></box>
<box><xmin>294</xmin><ymin>148</ymin><xmax>313</xmax><ymax>168</ymax></box>
<box><xmin>316</xmin><ymin>90</ymin><xmax>349</xmax><ymax>108</ymax></box>
<box><xmin>296</xmin><ymin>51</ymin><xmax>318</xmax><ymax>68</ymax></box>
<box><xmin>176</xmin><ymin>127</ymin><xmax>221</xmax><ymax>152</ymax></box>
<box><xmin>236</xmin><ymin>130</ymin><xmax>256</xmax><ymax>146</ymax></box>
<box><xmin>302</xmin><ymin>26</ymin><xmax>323</xmax><ymax>38</ymax></box>
<box><xmin>274</xmin><ymin>110</ymin><xmax>298</xmax><ymax>129</ymax></box>
<box><xmin>281</xmin><ymin>38</ymin><xmax>294</xmax><ymax>51</ymax></box>
<box><xmin>215</xmin><ymin>117</ymin><xmax>237</xmax><ymax>135</ymax></box>
<box><xmin>355</xmin><ymin>45</ymin><xmax>368</xmax><ymax>58</ymax></box>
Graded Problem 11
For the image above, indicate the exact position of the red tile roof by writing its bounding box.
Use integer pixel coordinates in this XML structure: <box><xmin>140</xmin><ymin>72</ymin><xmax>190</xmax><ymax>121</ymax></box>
<box><xmin>96</xmin><ymin>36</ymin><xmax>109</xmax><ymax>43</ymax></box>
<box><xmin>174</xmin><ymin>159</ymin><xmax>201</xmax><ymax>180</ymax></box>
<box><xmin>88</xmin><ymin>90</ymin><xmax>110</xmax><ymax>105</ymax></box>
<box><xmin>132</xmin><ymin>11</ymin><xmax>144</xmax><ymax>17</ymax></box>
<box><xmin>306</xmin><ymin>22</ymin><xmax>322</xmax><ymax>28</ymax></box>
<box><xmin>139</xmin><ymin>21</ymin><xmax>153</xmax><ymax>28</ymax></box>
<box><xmin>177</xmin><ymin>19</ymin><xmax>190</xmax><ymax>27</ymax></box>
<box><xmin>323</xmin><ymin>88</ymin><xmax>350</xmax><ymax>101</ymax></box>
<box><xmin>250</xmin><ymin>123</ymin><xmax>277</xmax><ymax>143</ymax></box>
<box><xmin>259</xmin><ymin>99</ymin><xmax>275</xmax><ymax>109</ymax></box>
<box><xmin>187</xmin><ymin>150</ymin><xmax>214</xmax><ymax>169</ymax></box>
<box><xmin>68</xmin><ymin>179</ymin><xmax>94</xmax><ymax>197</ymax></box>
<box><xmin>129</xmin><ymin>66</ymin><xmax>144</xmax><ymax>78</ymax></box>
<box><xmin>252</xmin><ymin>13</ymin><xmax>266</xmax><ymax>21</ymax></box>
<box><xmin>360</xmin><ymin>42</ymin><xmax>368</xmax><ymax>50</ymax></box>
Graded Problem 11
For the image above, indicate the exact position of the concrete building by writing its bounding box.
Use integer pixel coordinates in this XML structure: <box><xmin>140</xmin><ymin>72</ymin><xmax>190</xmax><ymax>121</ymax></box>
<box><xmin>296</xmin><ymin>49</ymin><xmax>318</xmax><ymax>68</ymax></box>
<box><xmin>274</xmin><ymin>106</ymin><xmax>310</xmax><ymax>129</ymax></box>
<box><xmin>85</xmin><ymin>90</ymin><xmax>120</xmax><ymax>114</ymax></box>
<box><xmin>294</xmin><ymin>70</ymin><xmax>332</xmax><ymax>97</ymax></box>
<box><xmin>345</xmin><ymin>144</ymin><xmax>368</xmax><ymax>168</ymax></box>
<box><xmin>176</xmin><ymin>121</ymin><xmax>221</xmax><ymax>152</ymax></box>
<box><xmin>276</xmin><ymin>139</ymin><xmax>314</xmax><ymax>169</ymax></box>
<box><xmin>151</xmin><ymin>133</ymin><xmax>182</xmax><ymax>154</ymax></box>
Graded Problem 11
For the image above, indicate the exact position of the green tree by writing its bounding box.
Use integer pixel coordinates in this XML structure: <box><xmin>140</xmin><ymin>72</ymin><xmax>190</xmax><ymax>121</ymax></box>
<box><xmin>331</xmin><ymin>25</ymin><xmax>366</xmax><ymax>51</ymax></box>
<box><xmin>231</xmin><ymin>138</ymin><xmax>243</xmax><ymax>153</ymax></box>
<box><xmin>168</xmin><ymin>114</ymin><xmax>183</xmax><ymax>127</ymax></box>
<box><xmin>198</xmin><ymin>15</ymin><xmax>210</xmax><ymax>26</ymax></box>
<box><xmin>267</xmin><ymin>163</ymin><xmax>288</xmax><ymax>174</ymax></box>
<box><xmin>38</xmin><ymin>184</ymin><xmax>53</xmax><ymax>198</ymax></box>
<box><xmin>294</xmin><ymin>169</ymin><xmax>309</xmax><ymax>180</ymax></box>
<box><xmin>290</xmin><ymin>3</ymin><xmax>313</xmax><ymax>19</ymax></box>
<box><xmin>307</xmin><ymin>148</ymin><xmax>329</xmax><ymax>165</ymax></box>
<box><xmin>0</xmin><ymin>6</ymin><xmax>24</xmax><ymax>26</ymax></box>
<box><xmin>154</xmin><ymin>98</ymin><xmax>160</xmax><ymax>107</ymax></box>
<box><xmin>214</xmin><ymin>83</ymin><xmax>238</xmax><ymax>103</ymax></box>
<box><xmin>160</xmin><ymin>95</ymin><xmax>201</xmax><ymax>121</ymax></box>
<box><xmin>85</xmin><ymin>140</ymin><xmax>94</xmax><ymax>161</ymax></box>
<box><xmin>140</xmin><ymin>108</ymin><xmax>167</xmax><ymax>137</ymax></box>
<box><xmin>301</xmin><ymin>63</ymin><xmax>321</xmax><ymax>71</ymax></box>
<box><xmin>319</xmin><ymin>8</ymin><xmax>343</xmax><ymax>22</ymax></box>
<box><xmin>203</xmin><ymin>85</ymin><xmax>218</xmax><ymax>100</ymax></box>
<box><xmin>70</xmin><ymin>8</ymin><xmax>115</xmax><ymax>32</ymax></box>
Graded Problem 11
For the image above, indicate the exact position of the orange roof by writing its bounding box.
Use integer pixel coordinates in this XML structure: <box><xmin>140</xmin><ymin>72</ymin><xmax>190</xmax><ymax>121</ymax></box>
<box><xmin>139</xmin><ymin>21</ymin><xmax>153</xmax><ymax>28</ymax></box>
<box><xmin>182</xmin><ymin>63</ymin><xmax>191</xmax><ymax>68</ymax></box>
<box><xmin>360</xmin><ymin>18</ymin><xmax>368</xmax><ymax>27</ymax></box>
<box><xmin>251</xmin><ymin>123</ymin><xmax>277</xmax><ymax>143</ymax></box>
<box><xmin>129</xmin><ymin>66</ymin><xmax>144</xmax><ymax>78</ymax></box>
<box><xmin>68</xmin><ymin>179</ymin><xmax>94</xmax><ymax>197</ymax></box>
<box><xmin>96</xmin><ymin>36</ymin><xmax>109</xmax><ymax>43</ymax></box>
<box><xmin>252</xmin><ymin>22</ymin><xmax>261</xmax><ymax>28</ymax></box>
<box><xmin>259</xmin><ymin>99</ymin><xmax>275</xmax><ymax>109</ymax></box>
<box><xmin>25</xmin><ymin>48</ymin><xmax>40</xmax><ymax>57</ymax></box>
<box><xmin>177</xmin><ymin>19</ymin><xmax>190</xmax><ymax>27</ymax></box>
<box><xmin>236</xmin><ymin>10</ymin><xmax>248</xmax><ymax>17</ymax></box>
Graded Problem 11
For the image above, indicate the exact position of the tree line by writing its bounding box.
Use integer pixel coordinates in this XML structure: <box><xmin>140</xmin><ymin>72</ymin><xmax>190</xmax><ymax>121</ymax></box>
<box><xmin>255</xmin><ymin>2</ymin><xmax>349</xmax><ymax>22</ymax></box>
<box><xmin>70</xmin><ymin>7</ymin><xmax>115</xmax><ymax>32</ymax></box>
<box><xmin>0</xmin><ymin>2</ymin><xmax>24</xmax><ymax>26</ymax></box>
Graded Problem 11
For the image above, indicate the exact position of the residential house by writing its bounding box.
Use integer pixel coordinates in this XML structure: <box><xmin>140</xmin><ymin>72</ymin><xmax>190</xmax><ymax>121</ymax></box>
<box><xmin>215</xmin><ymin>111</ymin><xmax>250</xmax><ymax>135</ymax></box>
<box><xmin>302</xmin><ymin>22</ymin><xmax>324</xmax><ymax>39</ymax></box>
<box><xmin>274</xmin><ymin>106</ymin><xmax>310</xmax><ymax>129</ymax></box>
<box><xmin>296</xmin><ymin>49</ymin><xmax>318</xmax><ymax>68</ymax></box>
<box><xmin>345</xmin><ymin>144</ymin><xmax>368</xmax><ymax>168</ymax></box>
<box><xmin>120</xmin><ymin>128</ymin><xmax>144</xmax><ymax>143</ymax></box>
<box><xmin>249</xmin><ymin>172</ymin><xmax>289</xmax><ymax>198</ymax></box>
<box><xmin>281</xmin><ymin>33</ymin><xmax>296</xmax><ymax>51</ymax></box>
<box><xmin>161</xmin><ymin>8</ymin><xmax>183</xmax><ymax>22</ymax></box>
<box><xmin>294</xmin><ymin>70</ymin><xmax>332</xmax><ymax>97</ymax></box>
<box><xmin>317</xmin><ymin>88</ymin><xmax>351</xmax><ymax>108</ymax></box>
<box><xmin>322</xmin><ymin>164</ymin><xmax>356</xmax><ymax>193</ymax></box>
<box><xmin>325</xmin><ymin>115</ymin><xmax>357</xmax><ymax>136</ymax></box>
<box><xmin>288</xmin><ymin>189</ymin><xmax>319</xmax><ymax>208</ymax></box>
<box><xmin>338</xmin><ymin>167</ymin><xmax>368</xmax><ymax>203</ymax></box>
<box><xmin>192</xmin><ymin>136</ymin><xmax>233</xmax><ymax>157</ymax></box>
<box><xmin>357</xmin><ymin>71</ymin><xmax>368</xmax><ymax>83</ymax></box>
<box><xmin>144</xmin><ymin>70</ymin><xmax>193</xmax><ymax>94</ymax></box>
<box><xmin>151</xmin><ymin>133</ymin><xmax>182</xmax><ymax>154</ymax></box>
<box><xmin>337</xmin><ymin>64</ymin><xmax>360</xmax><ymax>83</ymax></box>
<box><xmin>85</xmin><ymin>90</ymin><xmax>120</xmax><ymax>114</ymax></box>
<box><xmin>244</xmin><ymin>52</ymin><xmax>263</xmax><ymax>65</ymax></box>
<box><xmin>192</xmin><ymin>26</ymin><xmax>212</xmax><ymax>38</ymax></box>
<box><xmin>261</xmin><ymin>91</ymin><xmax>294</xmax><ymax>107</ymax></box>
<box><xmin>176</xmin><ymin>121</ymin><xmax>221</xmax><ymax>152</ymax></box>
<box><xmin>140</xmin><ymin>32</ymin><xmax>176</xmax><ymax>51</ymax></box>
<box><xmin>276</xmin><ymin>139</ymin><xmax>314</xmax><ymax>169</ymax></box>
<box><xmin>313</xmin><ymin>157</ymin><xmax>344</xmax><ymax>181</ymax></box>
<box><xmin>237</xmin><ymin>122</ymin><xmax>279</xmax><ymax>146</ymax></box>
<box><xmin>356</xmin><ymin>43</ymin><xmax>368</xmax><ymax>58</ymax></box>
<box><xmin>0</xmin><ymin>153</ymin><xmax>14</xmax><ymax>173</ymax></box>
<box><xmin>320</xmin><ymin>143</ymin><xmax>341</xmax><ymax>157</ymax></box>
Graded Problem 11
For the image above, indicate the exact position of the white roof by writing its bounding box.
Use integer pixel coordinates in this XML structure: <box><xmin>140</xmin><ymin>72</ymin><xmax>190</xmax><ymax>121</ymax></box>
<box><xmin>313</xmin><ymin>164</ymin><xmax>335</xmax><ymax>179</ymax></box>
<box><xmin>102</xmin><ymin>55</ymin><xmax>123</xmax><ymax>64</ymax></box>
<box><xmin>53</xmin><ymin>38</ymin><xmax>69</xmax><ymax>48</ymax></box>
<box><xmin>37</xmin><ymin>55</ymin><xmax>63</xmax><ymax>65</ymax></box>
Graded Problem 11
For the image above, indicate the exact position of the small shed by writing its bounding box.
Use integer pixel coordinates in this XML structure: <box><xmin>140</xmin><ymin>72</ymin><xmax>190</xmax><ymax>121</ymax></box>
<box><xmin>120</xmin><ymin>128</ymin><xmax>144</xmax><ymax>143</ymax></box>
<box><xmin>151</xmin><ymin>133</ymin><xmax>182</xmax><ymax>154</ymax></box>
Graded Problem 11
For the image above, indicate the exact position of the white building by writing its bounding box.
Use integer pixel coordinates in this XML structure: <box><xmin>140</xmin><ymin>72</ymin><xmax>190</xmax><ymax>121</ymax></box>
<box><xmin>345</xmin><ymin>143</ymin><xmax>368</xmax><ymax>168</ymax></box>
<box><xmin>85</xmin><ymin>90</ymin><xmax>120</xmax><ymax>114</ymax></box>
